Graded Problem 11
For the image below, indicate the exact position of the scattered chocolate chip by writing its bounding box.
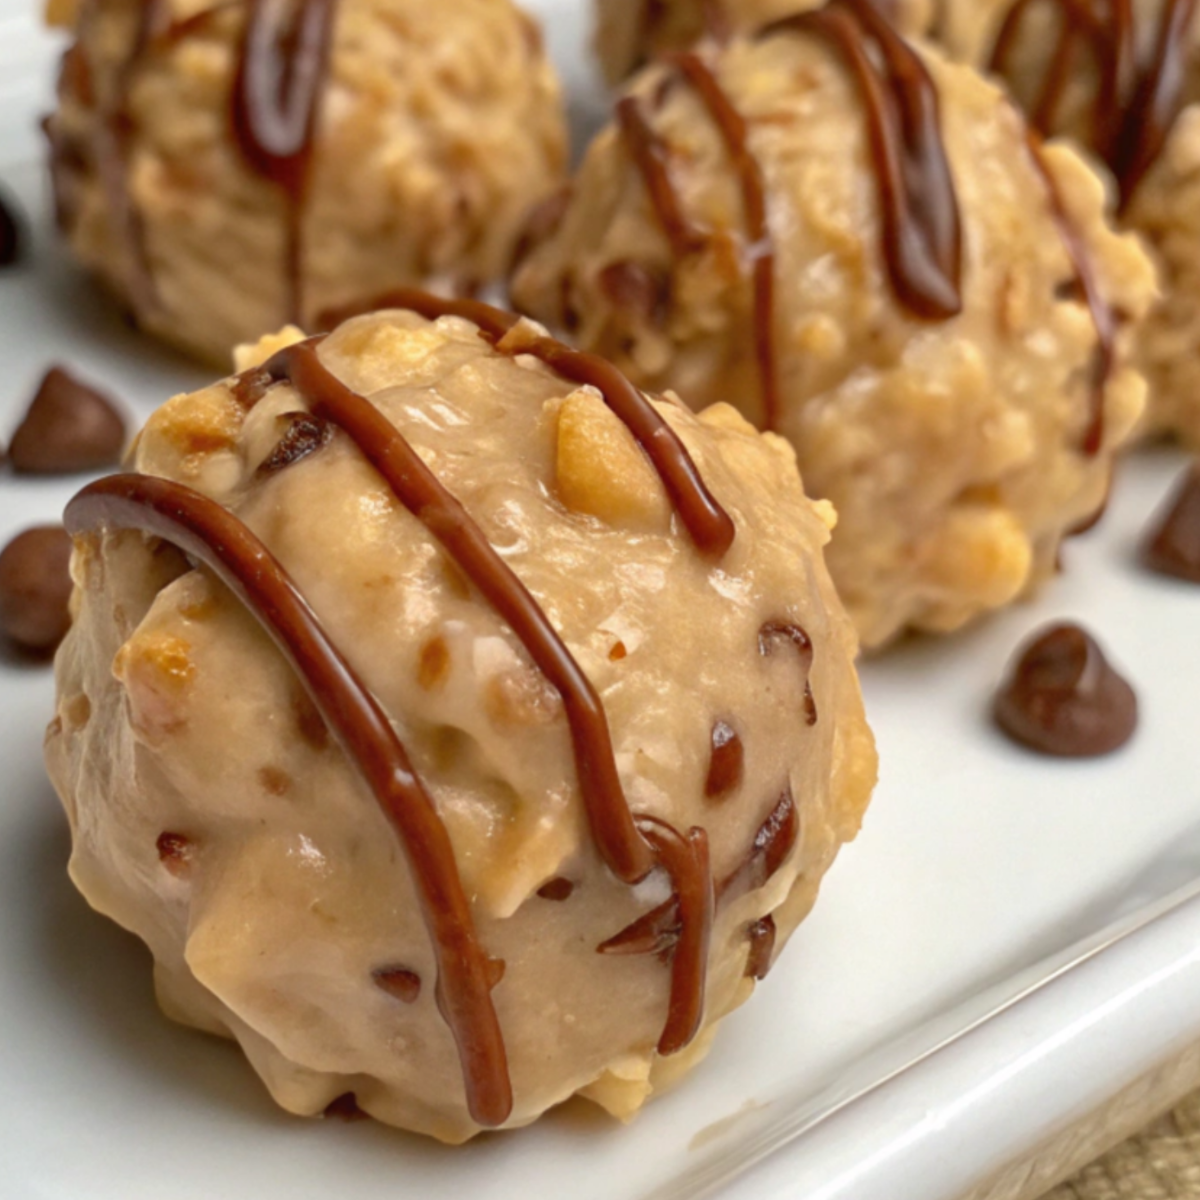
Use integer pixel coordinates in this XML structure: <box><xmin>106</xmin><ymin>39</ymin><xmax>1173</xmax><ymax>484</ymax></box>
<box><xmin>229</xmin><ymin>366</ymin><xmax>273</xmax><ymax>409</ymax></box>
<box><xmin>1142</xmin><ymin>463</ymin><xmax>1200</xmax><ymax>584</ymax></box>
<box><xmin>256</xmin><ymin>412</ymin><xmax>334</xmax><ymax>476</ymax></box>
<box><xmin>745</xmin><ymin>915</ymin><xmax>777</xmax><ymax>981</ymax></box>
<box><xmin>597</xmin><ymin>260</ymin><xmax>670</xmax><ymax>326</ymax></box>
<box><xmin>258</xmin><ymin>765</ymin><xmax>291</xmax><ymax>795</ymax></box>
<box><xmin>994</xmin><ymin>623</ymin><xmax>1137</xmax><ymax>758</ymax></box>
<box><xmin>417</xmin><ymin>635</ymin><xmax>450</xmax><ymax>691</ymax></box>
<box><xmin>718</xmin><ymin>786</ymin><xmax>799</xmax><ymax>905</ymax></box>
<box><xmin>0</xmin><ymin>526</ymin><xmax>74</xmax><ymax>653</ymax></box>
<box><xmin>156</xmin><ymin>832</ymin><xmax>195</xmax><ymax>878</ymax></box>
<box><xmin>536</xmin><ymin>877</ymin><xmax>575</xmax><ymax>902</ymax></box>
<box><xmin>8</xmin><ymin>366</ymin><xmax>126</xmax><ymax>474</ymax></box>
<box><xmin>705</xmin><ymin>720</ymin><xmax>744</xmax><ymax>801</ymax></box>
<box><xmin>0</xmin><ymin>188</ymin><xmax>23</xmax><ymax>267</ymax></box>
<box><xmin>608</xmin><ymin>640</ymin><xmax>627</xmax><ymax>661</ymax></box>
<box><xmin>293</xmin><ymin>686</ymin><xmax>330</xmax><ymax>751</ymax></box>
<box><xmin>758</xmin><ymin>621</ymin><xmax>818</xmax><ymax>725</ymax></box>
<box><xmin>323</xmin><ymin>1092</ymin><xmax>368</xmax><ymax>1121</ymax></box>
<box><xmin>510</xmin><ymin>183</ymin><xmax>572</xmax><ymax>271</ymax></box>
<box><xmin>597</xmin><ymin>899</ymin><xmax>680</xmax><ymax>960</ymax></box>
<box><xmin>372</xmin><ymin>966</ymin><xmax>422</xmax><ymax>1004</ymax></box>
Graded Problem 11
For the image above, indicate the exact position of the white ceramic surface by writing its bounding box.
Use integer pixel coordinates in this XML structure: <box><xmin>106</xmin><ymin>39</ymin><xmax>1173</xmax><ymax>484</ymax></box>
<box><xmin>2</xmin><ymin>3</ymin><xmax>1199</xmax><ymax>1198</ymax></box>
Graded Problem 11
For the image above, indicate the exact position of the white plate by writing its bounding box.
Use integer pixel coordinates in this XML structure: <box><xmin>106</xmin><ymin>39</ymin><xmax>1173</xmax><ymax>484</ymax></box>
<box><xmin>3</xmin><ymin>3</ymin><xmax>1200</xmax><ymax>1198</ymax></box>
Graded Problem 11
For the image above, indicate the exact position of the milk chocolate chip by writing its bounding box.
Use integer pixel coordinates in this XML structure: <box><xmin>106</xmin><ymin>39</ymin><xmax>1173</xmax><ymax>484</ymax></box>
<box><xmin>0</xmin><ymin>526</ymin><xmax>74</xmax><ymax>653</ymax></box>
<box><xmin>994</xmin><ymin>623</ymin><xmax>1137</xmax><ymax>757</ymax></box>
<box><xmin>0</xmin><ymin>189</ymin><xmax>21</xmax><ymax>267</ymax></box>
<box><xmin>8</xmin><ymin>366</ymin><xmax>126</xmax><ymax>474</ymax></box>
<box><xmin>1142</xmin><ymin>464</ymin><xmax>1200</xmax><ymax>584</ymax></box>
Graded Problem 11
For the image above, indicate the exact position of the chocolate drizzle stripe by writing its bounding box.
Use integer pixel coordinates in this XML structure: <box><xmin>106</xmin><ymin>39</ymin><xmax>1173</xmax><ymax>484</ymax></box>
<box><xmin>614</xmin><ymin>0</ymin><xmax>964</xmax><ymax>429</ymax></box>
<box><xmin>990</xmin><ymin>0</ymin><xmax>1198</xmax><ymax>211</ymax></box>
<box><xmin>669</xmin><ymin>52</ymin><xmax>782</xmax><ymax>432</ymax></box>
<box><xmin>635</xmin><ymin>818</ymin><xmax>713</xmax><ymax>1055</ymax></box>
<box><xmin>616</xmin><ymin>95</ymin><xmax>707</xmax><ymax>259</ymax></box>
<box><xmin>320</xmin><ymin>289</ymin><xmax>736</xmax><ymax>558</ymax></box>
<box><xmin>52</xmin><ymin>0</ymin><xmax>339</xmax><ymax>329</ymax></box>
<box><xmin>601</xmin><ymin>785</ymin><xmax>800</xmax><ymax>961</ymax></box>
<box><xmin>767</xmin><ymin>0</ymin><xmax>964</xmax><ymax>320</ymax></box>
<box><xmin>1112</xmin><ymin>0</ymin><xmax>1198</xmax><ymax>206</ymax></box>
<box><xmin>232</xmin><ymin>0</ymin><xmax>339</xmax><ymax>324</ymax></box>
<box><xmin>63</xmin><ymin>473</ymin><xmax>512</xmax><ymax>1128</ymax></box>
<box><xmin>261</xmin><ymin>336</ymin><xmax>657</xmax><ymax>884</ymax></box>
<box><xmin>1026</xmin><ymin>134</ymin><xmax>1115</xmax><ymax>457</ymax></box>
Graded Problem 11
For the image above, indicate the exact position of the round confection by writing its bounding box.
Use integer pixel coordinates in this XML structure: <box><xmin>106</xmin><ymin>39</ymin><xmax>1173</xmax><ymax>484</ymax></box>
<box><xmin>922</xmin><ymin>0</ymin><xmax>1200</xmax><ymax>448</ymax></box>
<box><xmin>512</xmin><ymin>3</ymin><xmax>1156</xmax><ymax>650</ymax></box>
<box><xmin>43</xmin><ymin>0</ymin><xmax>567</xmax><ymax>366</ymax></box>
<box><xmin>595</xmin><ymin>0</ymin><xmax>932</xmax><ymax>83</ymax></box>
<box><xmin>46</xmin><ymin>296</ymin><xmax>877</xmax><ymax>1142</ymax></box>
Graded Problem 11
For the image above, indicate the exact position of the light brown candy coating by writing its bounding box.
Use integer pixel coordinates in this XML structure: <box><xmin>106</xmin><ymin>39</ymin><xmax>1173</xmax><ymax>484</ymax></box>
<box><xmin>512</xmin><ymin>29</ymin><xmax>1155</xmax><ymax>649</ymax></box>
<box><xmin>46</xmin><ymin>307</ymin><xmax>876</xmax><ymax>1141</ymax></box>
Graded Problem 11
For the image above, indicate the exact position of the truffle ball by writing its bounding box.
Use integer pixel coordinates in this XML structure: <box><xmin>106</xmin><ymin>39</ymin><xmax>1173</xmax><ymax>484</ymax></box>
<box><xmin>44</xmin><ymin>0</ymin><xmax>567</xmax><ymax>365</ymax></box>
<box><xmin>595</xmin><ymin>0</ymin><xmax>931</xmax><ymax>83</ymax></box>
<box><xmin>922</xmin><ymin>0</ymin><xmax>1200</xmax><ymax>448</ymax></box>
<box><xmin>512</xmin><ymin>6</ymin><xmax>1155</xmax><ymax>649</ymax></box>
<box><xmin>46</xmin><ymin>297</ymin><xmax>877</xmax><ymax>1142</ymax></box>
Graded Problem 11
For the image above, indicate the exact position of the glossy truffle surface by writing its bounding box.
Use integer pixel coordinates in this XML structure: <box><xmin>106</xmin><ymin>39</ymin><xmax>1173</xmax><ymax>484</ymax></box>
<box><xmin>46</xmin><ymin>303</ymin><xmax>877</xmax><ymax>1141</ymax></box>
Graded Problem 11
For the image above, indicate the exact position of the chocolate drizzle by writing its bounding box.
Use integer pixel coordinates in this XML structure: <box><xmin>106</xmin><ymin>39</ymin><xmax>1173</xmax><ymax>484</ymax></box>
<box><xmin>1025</xmin><ymin>135</ymin><xmax>1116</xmax><ymax>456</ymax></box>
<box><xmin>63</xmin><ymin>292</ymin><xmax>796</xmax><ymax>1123</ymax></box>
<box><xmin>262</xmin><ymin>336</ymin><xmax>656</xmax><ymax>884</ymax></box>
<box><xmin>769</xmin><ymin>0</ymin><xmax>963</xmax><ymax>319</ymax></box>
<box><xmin>65</xmin><ymin>473</ymin><xmax>513</xmax><ymax>1128</ymax></box>
<box><xmin>232</xmin><ymin>0</ymin><xmax>339</xmax><ymax>323</ymax></box>
<box><xmin>601</xmin><ymin>787</ymin><xmax>800</xmax><ymax>965</ymax></box>
<box><xmin>613</xmin><ymin>0</ymin><xmax>962</xmax><ymax>430</ymax></box>
<box><xmin>989</xmin><ymin>0</ymin><xmax>1200</xmax><ymax>211</ymax></box>
<box><xmin>616</xmin><ymin>96</ymin><xmax>707</xmax><ymax>259</ymax></box>
<box><xmin>319</xmin><ymin>289</ymin><xmax>736</xmax><ymax>558</ymax></box>
<box><xmin>50</xmin><ymin>0</ymin><xmax>339</xmax><ymax>326</ymax></box>
<box><xmin>669</xmin><ymin>51</ymin><xmax>782</xmax><ymax>430</ymax></box>
<box><xmin>634</xmin><ymin>818</ymin><xmax>713</xmax><ymax>1054</ymax></box>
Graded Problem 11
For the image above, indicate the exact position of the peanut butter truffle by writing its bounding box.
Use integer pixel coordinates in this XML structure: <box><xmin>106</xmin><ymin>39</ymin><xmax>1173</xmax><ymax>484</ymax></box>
<box><xmin>43</xmin><ymin>0</ymin><xmax>567</xmax><ymax>366</ymax></box>
<box><xmin>595</xmin><ymin>0</ymin><xmax>932</xmax><ymax>83</ymax></box>
<box><xmin>923</xmin><ymin>0</ymin><xmax>1200</xmax><ymax>448</ymax></box>
<box><xmin>45</xmin><ymin>295</ymin><xmax>877</xmax><ymax>1142</ymax></box>
<box><xmin>513</xmin><ymin>1</ymin><xmax>1155</xmax><ymax>649</ymax></box>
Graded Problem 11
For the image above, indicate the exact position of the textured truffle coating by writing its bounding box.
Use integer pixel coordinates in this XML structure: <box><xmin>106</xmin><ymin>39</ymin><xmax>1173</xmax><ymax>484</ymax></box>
<box><xmin>45</xmin><ymin>0</ymin><xmax>567</xmax><ymax>365</ymax></box>
<box><xmin>925</xmin><ymin>0</ymin><xmax>1200</xmax><ymax>447</ymax></box>
<box><xmin>594</xmin><ymin>0</ymin><xmax>932</xmax><ymax>83</ymax></box>
<box><xmin>45</xmin><ymin>308</ymin><xmax>877</xmax><ymax>1141</ymax></box>
<box><xmin>512</xmin><ymin>32</ymin><xmax>1155</xmax><ymax>649</ymax></box>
